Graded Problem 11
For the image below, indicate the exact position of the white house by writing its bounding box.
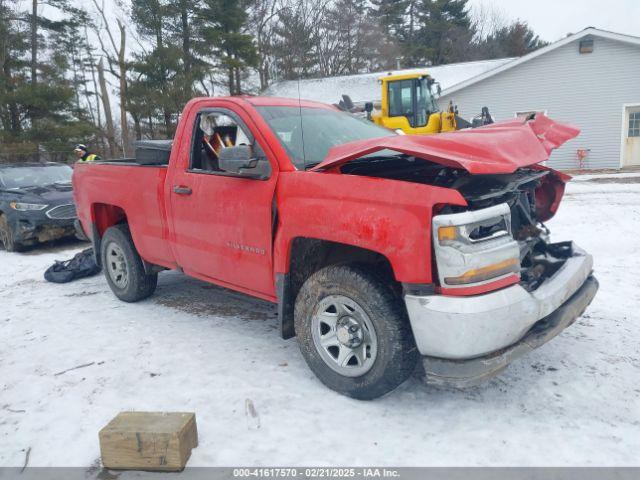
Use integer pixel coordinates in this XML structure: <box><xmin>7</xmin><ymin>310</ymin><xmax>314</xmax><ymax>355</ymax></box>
<box><xmin>439</xmin><ymin>28</ymin><xmax>640</xmax><ymax>170</ymax></box>
<box><xmin>266</xmin><ymin>27</ymin><xmax>640</xmax><ymax>170</ymax></box>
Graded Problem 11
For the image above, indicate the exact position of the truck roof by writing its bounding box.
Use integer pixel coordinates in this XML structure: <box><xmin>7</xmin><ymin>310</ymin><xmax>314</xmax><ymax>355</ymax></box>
<box><xmin>203</xmin><ymin>95</ymin><xmax>336</xmax><ymax>110</ymax></box>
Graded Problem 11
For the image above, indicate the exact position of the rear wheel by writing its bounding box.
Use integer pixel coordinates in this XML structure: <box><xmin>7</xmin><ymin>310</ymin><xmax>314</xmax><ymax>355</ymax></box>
<box><xmin>101</xmin><ymin>224</ymin><xmax>157</xmax><ymax>302</ymax></box>
<box><xmin>295</xmin><ymin>264</ymin><xmax>418</xmax><ymax>400</ymax></box>
<box><xmin>0</xmin><ymin>214</ymin><xmax>20</xmax><ymax>252</ymax></box>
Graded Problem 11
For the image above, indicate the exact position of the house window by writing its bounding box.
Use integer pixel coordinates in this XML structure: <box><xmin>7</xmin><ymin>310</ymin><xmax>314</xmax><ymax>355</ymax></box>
<box><xmin>629</xmin><ymin>112</ymin><xmax>640</xmax><ymax>137</ymax></box>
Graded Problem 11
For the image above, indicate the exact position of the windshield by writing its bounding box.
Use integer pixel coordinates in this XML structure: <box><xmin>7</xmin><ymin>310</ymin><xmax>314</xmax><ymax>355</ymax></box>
<box><xmin>0</xmin><ymin>165</ymin><xmax>73</xmax><ymax>189</ymax></box>
<box><xmin>256</xmin><ymin>106</ymin><xmax>395</xmax><ymax>169</ymax></box>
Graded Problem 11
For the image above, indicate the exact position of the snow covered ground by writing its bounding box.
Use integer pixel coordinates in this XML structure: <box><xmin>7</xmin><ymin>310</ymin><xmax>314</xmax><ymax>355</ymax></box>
<box><xmin>1</xmin><ymin>175</ymin><xmax>639</xmax><ymax>470</ymax></box>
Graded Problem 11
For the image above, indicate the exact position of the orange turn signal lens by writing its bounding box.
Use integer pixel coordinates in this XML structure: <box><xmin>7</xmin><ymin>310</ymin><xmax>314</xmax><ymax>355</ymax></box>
<box><xmin>438</xmin><ymin>226</ymin><xmax>458</xmax><ymax>243</ymax></box>
<box><xmin>444</xmin><ymin>258</ymin><xmax>520</xmax><ymax>286</ymax></box>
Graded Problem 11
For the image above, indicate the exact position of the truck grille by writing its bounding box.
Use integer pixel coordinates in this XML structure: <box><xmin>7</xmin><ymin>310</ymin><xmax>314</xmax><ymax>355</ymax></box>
<box><xmin>46</xmin><ymin>204</ymin><xmax>77</xmax><ymax>220</ymax></box>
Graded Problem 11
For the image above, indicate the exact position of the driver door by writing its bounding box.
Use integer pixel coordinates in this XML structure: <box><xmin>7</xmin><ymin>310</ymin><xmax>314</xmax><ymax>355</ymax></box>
<box><xmin>167</xmin><ymin>107</ymin><xmax>278</xmax><ymax>299</ymax></box>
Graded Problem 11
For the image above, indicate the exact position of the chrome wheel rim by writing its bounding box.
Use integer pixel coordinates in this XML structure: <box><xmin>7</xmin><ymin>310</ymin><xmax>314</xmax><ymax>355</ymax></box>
<box><xmin>106</xmin><ymin>242</ymin><xmax>128</xmax><ymax>289</ymax></box>
<box><xmin>311</xmin><ymin>295</ymin><xmax>378</xmax><ymax>377</ymax></box>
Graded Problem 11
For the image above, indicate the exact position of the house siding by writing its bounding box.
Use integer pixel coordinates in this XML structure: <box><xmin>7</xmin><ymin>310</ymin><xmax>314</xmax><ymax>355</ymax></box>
<box><xmin>440</xmin><ymin>37</ymin><xmax>640</xmax><ymax>170</ymax></box>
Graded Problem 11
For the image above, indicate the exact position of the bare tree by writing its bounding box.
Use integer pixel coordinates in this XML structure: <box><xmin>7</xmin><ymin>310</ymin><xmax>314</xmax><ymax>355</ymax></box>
<box><xmin>97</xmin><ymin>58</ymin><xmax>117</xmax><ymax>157</ymax></box>
<box><xmin>91</xmin><ymin>0</ymin><xmax>130</xmax><ymax>155</ymax></box>
<box><xmin>248</xmin><ymin>0</ymin><xmax>283</xmax><ymax>90</ymax></box>
<box><xmin>84</xmin><ymin>25</ymin><xmax>106</xmax><ymax>153</ymax></box>
<box><xmin>30</xmin><ymin>0</ymin><xmax>37</xmax><ymax>85</ymax></box>
<box><xmin>470</xmin><ymin>2</ymin><xmax>508</xmax><ymax>43</ymax></box>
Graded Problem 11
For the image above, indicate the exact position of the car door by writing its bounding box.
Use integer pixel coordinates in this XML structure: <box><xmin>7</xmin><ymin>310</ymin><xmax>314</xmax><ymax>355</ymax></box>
<box><xmin>167</xmin><ymin>106</ymin><xmax>278</xmax><ymax>299</ymax></box>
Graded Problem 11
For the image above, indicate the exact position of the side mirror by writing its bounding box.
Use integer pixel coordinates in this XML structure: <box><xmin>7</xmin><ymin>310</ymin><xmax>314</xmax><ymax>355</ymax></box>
<box><xmin>218</xmin><ymin>145</ymin><xmax>271</xmax><ymax>180</ymax></box>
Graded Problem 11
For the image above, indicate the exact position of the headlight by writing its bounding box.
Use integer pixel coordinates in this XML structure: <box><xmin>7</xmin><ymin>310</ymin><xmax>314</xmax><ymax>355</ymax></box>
<box><xmin>437</xmin><ymin>216</ymin><xmax>511</xmax><ymax>246</ymax></box>
<box><xmin>432</xmin><ymin>203</ymin><xmax>521</xmax><ymax>290</ymax></box>
<box><xmin>9</xmin><ymin>202</ymin><xmax>48</xmax><ymax>211</ymax></box>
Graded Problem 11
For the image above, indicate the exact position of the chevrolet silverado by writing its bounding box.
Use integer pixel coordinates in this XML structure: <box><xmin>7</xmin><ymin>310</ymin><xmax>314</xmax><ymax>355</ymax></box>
<box><xmin>73</xmin><ymin>96</ymin><xmax>598</xmax><ymax>399</ymax></box>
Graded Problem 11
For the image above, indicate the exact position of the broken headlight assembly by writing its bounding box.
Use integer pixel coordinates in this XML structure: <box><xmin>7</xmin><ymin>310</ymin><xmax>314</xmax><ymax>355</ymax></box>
<box><xmin>432</xmin><ymin>204</ymin><xmax>521</xmax><ymax>290</ymax></box>
<box><xmin>437</xmin><ymin>214</ymin><xmax>511</xmax><ymax>246</ymax></box>
<box><xmin>9</xmin><ymin>202</ymin><xmax>48</xmax><ymax>211</ymax></box>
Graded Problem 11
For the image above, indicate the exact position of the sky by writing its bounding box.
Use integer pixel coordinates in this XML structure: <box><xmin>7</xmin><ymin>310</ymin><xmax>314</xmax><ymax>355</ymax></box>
<box><xmin>40</xmin><ymin>0</ymin><xmax>640</xmax><ymax>47</ymax></box>
<box><xmin>469</xmin><ymin>0</ymin><xmax>640</xmax><ymax>42</ymax></box>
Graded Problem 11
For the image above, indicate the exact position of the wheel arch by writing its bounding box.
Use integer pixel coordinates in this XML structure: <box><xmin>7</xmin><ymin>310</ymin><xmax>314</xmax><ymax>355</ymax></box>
<box><xmin>276</xmin><ymin>237</ymin><xmax>399</xmax><ymax>339</ymax></box>
<box><xmin>90</xmin><ymin>203</ymin><xmax>128</xmax><ymax>266</ymax></box>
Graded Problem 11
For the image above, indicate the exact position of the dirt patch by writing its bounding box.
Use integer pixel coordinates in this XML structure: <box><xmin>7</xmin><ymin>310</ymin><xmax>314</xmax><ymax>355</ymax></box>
<box><xmin>154</xmin><ymin>274</ymin><xmax>277</xmax><ymax>321</ymax></box>
<box><xmin>155</xmin><ymin>295</ymin><xmax>276</xmax><ymax>320</ymax></box>
<box><xmin>63</xmin><ymin>291</ymin><xmax>100</xmax><ymax>297</ymax></box>
<box><xmin>586</xmin><ymin>176</ymin><xmax>640</xmax><ymax>184</ymax></box>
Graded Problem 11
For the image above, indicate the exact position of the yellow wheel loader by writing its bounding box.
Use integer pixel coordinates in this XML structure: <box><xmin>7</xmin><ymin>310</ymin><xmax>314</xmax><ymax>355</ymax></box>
<box><xmin>337</xmin><ymin>71</ymin><xmax>493</xmax><ymax>134</ymax></box>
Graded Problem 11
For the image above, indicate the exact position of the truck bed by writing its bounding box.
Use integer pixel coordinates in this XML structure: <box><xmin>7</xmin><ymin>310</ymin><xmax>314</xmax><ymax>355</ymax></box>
<box><xmin>94</xmin><ymin>140</ymin><xmax>173</xmax><ymax>167</ymax></box>
<box><xmin>73</xmin><ymin>162</ymin><xmax>176</xmax><ymax>269</ymax></box>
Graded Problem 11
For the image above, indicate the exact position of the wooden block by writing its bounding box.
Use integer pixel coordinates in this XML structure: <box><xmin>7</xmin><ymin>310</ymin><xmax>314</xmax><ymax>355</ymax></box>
<box><xmin>99</xmin><ymin>412</ymin><xmax>198</xmax><ymax>471</ymax></box>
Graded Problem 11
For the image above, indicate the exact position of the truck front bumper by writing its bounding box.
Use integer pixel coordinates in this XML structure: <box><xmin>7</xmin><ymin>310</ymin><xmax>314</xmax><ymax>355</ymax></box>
<box><xmin>403</xmin><ymin>243</ymin><xmax>598</xmax><ymax>387</ymax></box>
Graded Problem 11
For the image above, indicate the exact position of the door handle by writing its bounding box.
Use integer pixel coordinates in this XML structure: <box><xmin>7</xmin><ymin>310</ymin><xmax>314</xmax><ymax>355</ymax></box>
<box><xmin>173</xmin><ymin>185</ymin><xmax>192</xmax><ymax>195</ymax></box>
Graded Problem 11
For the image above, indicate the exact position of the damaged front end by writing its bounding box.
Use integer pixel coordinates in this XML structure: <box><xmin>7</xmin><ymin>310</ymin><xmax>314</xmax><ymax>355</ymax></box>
<box><xmin>7</xmin><ymin>204</ymin><xmax>78</xmax><ymax>247</ymax></box>
<box><xmin>411</xmin><ymin>168</ymin><xmax>598</xmax><ymax>386</ymax></box>
<box><xmin>439</xmin><ymin>167</ymin><xmax>576</xmax><ymax>293</ymax></box>
<box><xmin>325</xmin><ymin>114</ymin><xmax>598</xmax><ymax>386</ymax></box>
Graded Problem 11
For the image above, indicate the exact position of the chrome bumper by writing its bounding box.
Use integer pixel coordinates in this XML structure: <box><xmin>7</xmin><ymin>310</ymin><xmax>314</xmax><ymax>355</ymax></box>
<box><xmin>404</xmin><ymin>243</ymin><xmax>597</xmax><ymax>383</ymax></box>
<box><xmin>421</xmin><ymin>275</ymin><xmax>598</xmax><ymax>387</ymax></box>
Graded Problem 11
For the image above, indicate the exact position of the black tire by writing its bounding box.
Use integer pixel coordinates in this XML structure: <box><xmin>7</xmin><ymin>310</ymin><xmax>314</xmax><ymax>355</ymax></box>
<box><xmin>294</xmin><ymin>264</ymin><xmax>418</xmax><ymax>400</ymax></box>
<box><xmin>0</xmin><ymin>214</ymin><xmax>20</xmax><ymax>252</ymax></box>
<box><xmin>101</xmin><ymin>224</ymin><xmax>157</xmax><ymax>302</ymax></box>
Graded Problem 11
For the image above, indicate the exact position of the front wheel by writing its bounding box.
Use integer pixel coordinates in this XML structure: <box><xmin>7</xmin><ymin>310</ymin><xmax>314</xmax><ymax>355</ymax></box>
<box><xmin>294</xmin><ymin>264</ymin><xmax>418</xmax><ymax>400</ymax></box>
<box><xmin>101</xmin><ymin>224</ymin><xmax>157</xmax><ymax>302</ymax></box>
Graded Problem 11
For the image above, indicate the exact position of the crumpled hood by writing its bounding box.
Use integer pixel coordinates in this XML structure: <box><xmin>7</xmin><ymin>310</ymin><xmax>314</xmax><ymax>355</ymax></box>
<box><xmin>310</xmin><ymin>114</ymin><xmax>580</xmax><ymax>175</ymax></box>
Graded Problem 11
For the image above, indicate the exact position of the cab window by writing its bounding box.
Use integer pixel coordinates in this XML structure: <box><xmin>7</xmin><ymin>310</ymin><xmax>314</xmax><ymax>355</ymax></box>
<box><xmin>388</xmin><ymin>80</ymin><xmax>413</xmax><ymax>119</ymax></box>
<box><xmin>190</xmin><ymin>112</ymin><xmax>253</xmax><ymax>172</ymax></box>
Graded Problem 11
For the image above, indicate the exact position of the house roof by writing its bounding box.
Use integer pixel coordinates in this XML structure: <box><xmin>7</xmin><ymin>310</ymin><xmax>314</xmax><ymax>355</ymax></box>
<box><xmin>441</xmin><ymin>28</ymin><xmax>640</xmax><ymax>96</ymax></box>
<box><xmin>264</xmin><ymin>57</ymin><xmax>515</xmax><ymax>104</ymax></box>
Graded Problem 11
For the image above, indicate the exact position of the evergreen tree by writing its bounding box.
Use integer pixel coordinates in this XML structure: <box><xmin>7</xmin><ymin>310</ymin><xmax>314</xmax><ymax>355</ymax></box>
<box><xmin>197</xmin><ymin>0</ymin><xmax>258</xmax><ymax>95</ymax></box>
<box><xmin>476</xmin><ymin>20</ymin><xmax>548</xmax><ymax>59</ymax></box>
<box><xmin>0</xmin><ymin>0</ymin><xmax>96</xmax><ymax>162</ymax></box>
<box><xmin>130</xmin><ymin>0</ymin><xmax>207</xmax><ymax>137</ymax></box>
<box><xmin>271</xmin><ymin>0</ymin><xmax>321</xmax><ymax>80</ymax></box>
<box><xmin>412</xmin><ymin>0</ymin><xmax>474</xmax><ymax>66</ymax></box>
<box><xmin>369</xmin><ymin>0</ymin><xmax>408</xmax><ymax>38</ymax></box>
<box><xmin>0</xmin><ymin>0</ymin><xmax>27</xmax><ymax>138</ymax></box>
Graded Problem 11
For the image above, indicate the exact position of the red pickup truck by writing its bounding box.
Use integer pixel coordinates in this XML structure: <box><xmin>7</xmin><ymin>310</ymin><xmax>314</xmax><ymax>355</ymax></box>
<box><xmin>73</xmin><ymin>96</ymin><xmax>598</xmax><ymax>399</ymax></box>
